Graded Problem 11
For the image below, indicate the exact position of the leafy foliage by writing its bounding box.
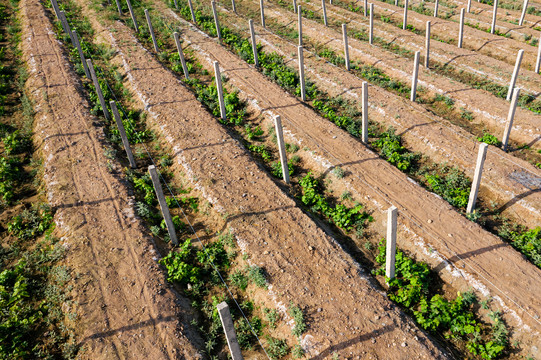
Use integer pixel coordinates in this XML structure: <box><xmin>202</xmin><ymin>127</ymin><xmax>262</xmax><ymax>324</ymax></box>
<box><xmin>424</xmin><ymin>166</ymin><xmax>471</xmax><ymax>209</ymax></box>
<box><xmin>7</xmin><ymin>204</ymin><xmax>53</xmax><ymax>240</ymax></box>
<box><xmin>373</xmin><ymin>128</ymin><xmax>419</xmax><ymax>171</ymax></box>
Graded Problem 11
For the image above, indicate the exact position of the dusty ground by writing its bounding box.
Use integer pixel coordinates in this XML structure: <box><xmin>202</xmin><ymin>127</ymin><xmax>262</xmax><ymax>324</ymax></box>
<box><xmin>252</xmin><ymin>0</ymin><xmax>541</xmax><ymax>154</ymax></box>
<box><xmin>72</xmin><ymin>1</ymin><xmax>457</xmax><ymax>358</ymax></box>
<box><xmin>142</xmin><ymin>1</ymin><xmax>541</xmax><ymax>354</ymax></box>
<box><xmin>20</xmin><ymin>0</ymin><xmax>204</xmax><ymax>358</ymax></box>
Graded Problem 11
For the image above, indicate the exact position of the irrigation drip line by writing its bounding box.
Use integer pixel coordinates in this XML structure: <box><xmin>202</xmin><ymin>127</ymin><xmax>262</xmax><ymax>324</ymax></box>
<box><xmin>198</xmin><ymin>1</ymin><xmax>541</xmax><ymax>326</ymax></box>
<box><xmin>93</xmin><ymin>67</ymin><xmax>273</xmax><ymax>359</ymax></box>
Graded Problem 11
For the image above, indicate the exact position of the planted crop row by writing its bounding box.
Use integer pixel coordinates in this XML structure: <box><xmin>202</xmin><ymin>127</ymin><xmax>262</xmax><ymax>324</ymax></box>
<box><xmin>0</xmin><ymin>0</ymin><xmax>77</xmax><ymax>357</ymax></box>
<box><xmin>102</xmin><ymin>0</ymin><xmax>518</xmax><ymax>357</ymax></box>
<box><xmin>170</xmin><ymin>0</ymin><xmax>541</xmax><ymax>270</ymax></box>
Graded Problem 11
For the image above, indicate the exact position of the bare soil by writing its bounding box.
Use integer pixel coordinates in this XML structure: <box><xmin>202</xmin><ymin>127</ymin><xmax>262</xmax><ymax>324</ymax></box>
<box><xmin>20</xmin><ymin>0</ymin><xmax>204</xmax><ymax>358</ymax></box>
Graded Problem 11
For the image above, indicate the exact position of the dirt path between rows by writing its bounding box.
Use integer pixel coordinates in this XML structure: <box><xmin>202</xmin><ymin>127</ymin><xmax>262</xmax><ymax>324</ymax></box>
<box><xmin>256</xmin><ymin>0</ymin><xmax>541</xmax><ymax>152</ymax></box>
<box><xmin>153</xmin><ymin>3</ymin><xmax>541</xmax><ymax>351</ymax></box>
<box><xmin>20</xmin><ymin>0</ymin><xmax>203</xmax><ymax>358</ymax></box>
<box><xmin>211</xmin><ymin>3</ymin><xmax>541</xmax><ymax>231</ymax></box>
<box><xmin>74</xmin><ymin>2</ymin><xmax>456</xmax><ymax>358</ymax></box>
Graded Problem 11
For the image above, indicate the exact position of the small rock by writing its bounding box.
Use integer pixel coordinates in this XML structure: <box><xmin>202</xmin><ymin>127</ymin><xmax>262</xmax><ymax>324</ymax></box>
<box><xmin>308</xmin><ymin>246</ymin><xmax>314</xmax><ymax>251</ymax></box>
<box><xmin>371</xmin><ymin>338</ymin><xmax>376</xmax><ymax>344</ymax></box>
<box><xmin>317</xmin><ymin>308</ymin><xmax>323</xmax><ymax>312</ymax></box>
<box><xmin>427</xmin><ymin>219</ymin><xmax>433</xmax><ymax>223</ymax></box>
<box><xmin>401</xmin><ymin>342</ymin><xmax>407</xmax><ymax>347</ymax></box>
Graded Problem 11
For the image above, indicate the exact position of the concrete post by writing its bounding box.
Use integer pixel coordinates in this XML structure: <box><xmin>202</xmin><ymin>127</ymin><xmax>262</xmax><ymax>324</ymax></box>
<box><xmin>72</xmin><ymin>31</ymin><xmax>90</xmax><ymax>79</ymax></box>
<box><xmin>50</xmin><ymin>0</ymin><xmax>60</xmax><ymax>19</ymax></box>
<box><xmin>293</xmin><ymin>0</ymin><xmax>297</xmax><ymax>13</ymax></box>
<box><xmin>364</xmin><ymin>0</ymin><xmax>368</xmax><ymax>16</ymax></box>
<box><xmin>214</xmin><ymin>61</ymin><xmax>227</xmax><ymax>121</ymax></box>
<box><xmin>519</xmin><ymin>0</ymin><xmax>528</xmax><ymax>26</ymax></box>
<box><xmin>535</xmin><ymin>35</ymin><xmax>541</xmax><ymax>74</ymax></box>
<box><xmin>466</xmin><ymin>143</ymin><xmax>488</xmax><ymax>214</ymax></box>
<box><xmin>502</xmin><ymin>88</ymin><xmax>520</xmax><ymax>152</ymax></box>
<box><xmin>322</xmin><ymin>0</ymin><xmax>328</xmax><ymax>26</ymax></box>
<box><xmin>115</xmin><ymin>0</ymin><xmax>123</xmax><ymax>16</ymax></box>
<box><xmin>86</xmin><ymin>59</ymin><xmax>110</xmax><ymax>120</ymax></box>
<box><xmin>274</xmin><ymin>116</ymin><xmax>290</xmax><ymax>184</ymax></box>
<box><xmin>369</xmin><ymin>4</ymin><xmax>374</xmax><ymax>45</ymax></box>
<box><xmin>403</xmin><ymin>0</ymin><xmax>408</xmax><ymax>30</ymax></box>
<box><xmin>361</xmin><ymin>81</ymin><xmax>368</xmax><ymax>143</ymax></box>
<box><xmin>173</xmin><ymin>0</ymin><xmax>179</xmax><ymax>10</ymax></box>
<box><xmin>342</xmin><ymin>24</ymin><xmax>350</xmax><ymax>71</ymax></box>
<box><xmin>173</xmin><ymin>32</ymin><xmax>189</xmax><ymax>79</ymax></box>
<box><xmin>232</xmin><ymin>0</ymin><xmax>236</xmax><ymax>13</ymax></box>
<box><xmin>144</xmin><ymin>10</ymin><xmax>159</xmax><ymax>53</ymax></box>
<box><xmin>491</xmin><ymin>0</ymin><xmax>498</xmax><ymax>34</ymax></box>
<box><xmin>411</xmin><ymin>51</ymin><xmax>420</xmax><ymax>102</ymax></box>
<box><xmin>385</xmin><ymin>206</ymin><xmax>397</xmax><ymax>280</ymax></box>
<box><xmin>434</xmin><ymin>0</ymin><xmax>439</xmax><ymax>17</ymax></box>
<box><xmin>395</xmin><ymin>0</ymin><xmax>398</xmax><ymax>6</ymax></box>
<box><xmin>425</xmin><ymin>21</ymin><xmax>430</xmax><ymax>67</ymax></box>
<box><xmin>507</xmin><ymin>49</ymin><xmax>524</xmax><ymax>101</ymax></box>
<box><xmin>188</xmin><ymin>0</ymin><xmax>196</xmax><ymax>22</ymax></box>
<box><xmin>126</xmin><ymin>0</ymin><xmax>139</xmax><ymax>32</ymax></box>
<box><xmin>298</xmin><ymin>5</ymin><xmax>303</xmax><ymax>46</ymax></box>
<box><xmin>148</xmin><ymin>165</ymin><xmax>179</xmax><ymax>246</ymax></box>
<box><xmin>467</xmin><ymin>0</ymin><xmax>471</xmax><ymax>13</ymax></box>
<box><xmin>59</xmin><ymin>11</ymin><xmax>75</xmax><ymax>46</ymax></box>
<box><xmin>110</xmin><ymin>101</ymin><xmax>137</xmax><ymax>168</ymax></box>
<box><xmin>212</xmin><ymin>1</ymin><xmax>221</xmax><ymax>41</ymax></box>
<box><xmin>458</xmin><ymin>8</ymin><xmax>465</xmax><ymax>48</ymax></box>
<box><xmin>260</xmin><ymin>0</ymin><xmax>266</xmax><ymax>28</ymax></box>
<box><xmin>249</xmin><ymin>20</ymin><xmax>259</xmax><ymax>67</ymax></box>
<box><xmin>298</xmin><ymin>46</ymin><xmax>306</xmax><ymax>101</ymax></box>
<box><xmin>216</xmin><ymin>302</ymin><xmax>244</xmax><ymax>360</ymax></box>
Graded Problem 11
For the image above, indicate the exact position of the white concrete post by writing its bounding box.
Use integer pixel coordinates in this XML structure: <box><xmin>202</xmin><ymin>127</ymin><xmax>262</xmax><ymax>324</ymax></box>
<box><xmin>249</xmin><ymin>20</ymin><xmax>259</xmax><ymax>67</ymax></box>
<box><xmin>467</xmin><ymin>0</ymin><xmax>471</xmax><ymax>12</ymax></box>
<box><xmin>369</xmin><ymin>4</ymin><xmax>374</xmax><ymax>45</ymax></box>
<box><xmin>519</xmin><ymin>0</ymin><xmax>528</xmax><ymax>26</ymax></box>
<box><xmin>260</xmin><ymin>0</ymin><xmax>266</xmax><ymax>28</ymax></box>
<box><xmin>322</xmin><ymin>0</ymin><xmax>328</xmax><ymax>26</ymax></box>
<box><xmin>214</xmin><ymin>61</ymin><xmax>227</xmax><ymax>121</ymax></box>
<box><xmin>502</xmin><ymin>88</ymin><xmax>520</xmax><ymax>152</ymax></box>
<box><xmin>536</xmin><ymin>34</ymin><xmax>541</xmax><ymax>74</ymax></box>
<box><xmin>491</xmin><ymin>0</ymin><xmax>498</xmax><ymax>34</ymax></box>
<box><xmin>188</xmin><ymin>0</ymin><xmax>196</xmax><ymax>22</ymax></box>
<box><xmin>86</xmin><ymin>59</ymin><xmax>110</xmax><ymax>120</ymax></box>
<box><xmin>507</xmin><ymin>49</ymin><xmax>524</xmax><ymax>101</ymax></box>
<box><xmin>342</xmin><ymin>24</ymin><xmax>350</xmax><ymax>71</ymax></box>
<box><xmin>361</xmin><ymin>81</ymin><xmax>368</xmax><ymax>143</ymax></box>
<box><xmin>274</xmin><ymin>116</ymin><xmax>290</xmax><ymax>184</ymax></box>
<box><xmin>385</xmin><ymin>206</ymin><xmax>397</xmax><ymax>280</ymax></box>
<box><xmin>212</xmin><ymin>1</ymin><xmax>221</xmax><ymax>41</ymax></box>
<box><xmin>298</xmin><ymin>5</ymin><xmax>303</xmax><ymax>46</ymax></box>
<box><xmin>364</xmin><ymin>0</ymin><xmax>368</xmax><ymax>16</ymax></box>
<box><xmin>458</xmin><ymin>8</ymin><xmax>465</xmax><ymax>48</ymax></box>
<box><xmin>425</xmin><ymin>21</ymin><xmax>431</xmax><ymax>67</ymax></box>
<box><xmin>110</xmin><ymin>101</ymin><xmax>137</xmax><ymax>168</ymax></box>
<box><xmin>403</xmin><ymin>0</ymin><xmax>408</xmax><ymax>30</ymax></box>
<box><xmin>216</xmin><ymin>302</ymin><xmax>244</xmax><ymax>360</ymax></box>
<box><xmin>72</xmin><ymin>31</ymin><xmax>90</xmax><ymax>79</ymax></box>
<box><xmin>144</xmin><ymin>10</ymin><xmax>159</xmax><ymax>53</ymax></box>
<box><xmin>466</xmin><ymin>143</ymin><xmax>488</xmax><ymax>214</ymax></box>
<box><xmin>148</xmin><ymin>165</ymin><xmax>179</xmax><ymax>246</ymax></box>
<box><xmin>293</xmin><ymin>0</ymin><xmax>297</xmax><ymax>13</ymax></box>
<box><xmin>173</xmin><ymin>32</ymin><xmax>189</xmax><ymax>79</ymax></box>
<box><xmin>126</xmin><ymin>0</ymin><xmax>139</xmax><ymax>32</ymax></box>
<box><xmin>115</xmin><ymin>0</ymin><xmax>123</xmax><ymax>16</ymax></box>
<box><xmin>50</xmin><ymin>0</ymin><xmax>60</xmax><ymax>19</ymax></box>
<box><xmin>173</xmin><ymin>0</ymin><xmax>179</xmax><ymax>10</ymax></box>
<box><xmin>434</xmin><ymin>0</ymin><xmax>439</xmax><ymax>17</ymax></box>
<box><xmin>232</xmin><ymin>0</ymin><xmax>236</xmax><ymax>13</ymax></box>
<box><xmin>395</xmin><ymin>0</ymin><xmax>398</xmax><ymax>6</ymax></box>
<box><xmin>298</xmin><ymin>46</ymin><xmax>306</xmax><ymax>101</ymax></box>
<box><xmin>411</xmin><ymin>51</ymin><xmax>420</xmax><ymax>102</ymax></box>
<box><xmin>59</xmin><ymin>11</ymin><xmax>75</xmax><ymax>46</ymax></box>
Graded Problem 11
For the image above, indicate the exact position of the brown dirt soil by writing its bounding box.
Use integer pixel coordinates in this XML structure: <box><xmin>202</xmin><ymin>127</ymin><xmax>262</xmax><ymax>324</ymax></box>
<box><xmin>343</xmin><ymin>0</ymin><xmax>541</xmax><ymax>68</ymax></box>
<box><xmin>255</xmin><ymin>0</ymin><xmax>541</xmax><ymax>153</ymax></box>
<box><xmin>74</xmin><ymin>2</ymin><xmax>455</xmax><ymax>358</ymax></box>
<box><xmin>138</xmin><ymin>2</ymin><xmax>541</xmax><ymax>354</ymax></box>
<box><xmin>211</xmin><ymin>2</ymin><xmax>541</xmax><ymax>234</ymax></box>
<box><xmin>20</xmin><ymin>0</ymin><xmax>204</xmax><ymax>358</ymax></box>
